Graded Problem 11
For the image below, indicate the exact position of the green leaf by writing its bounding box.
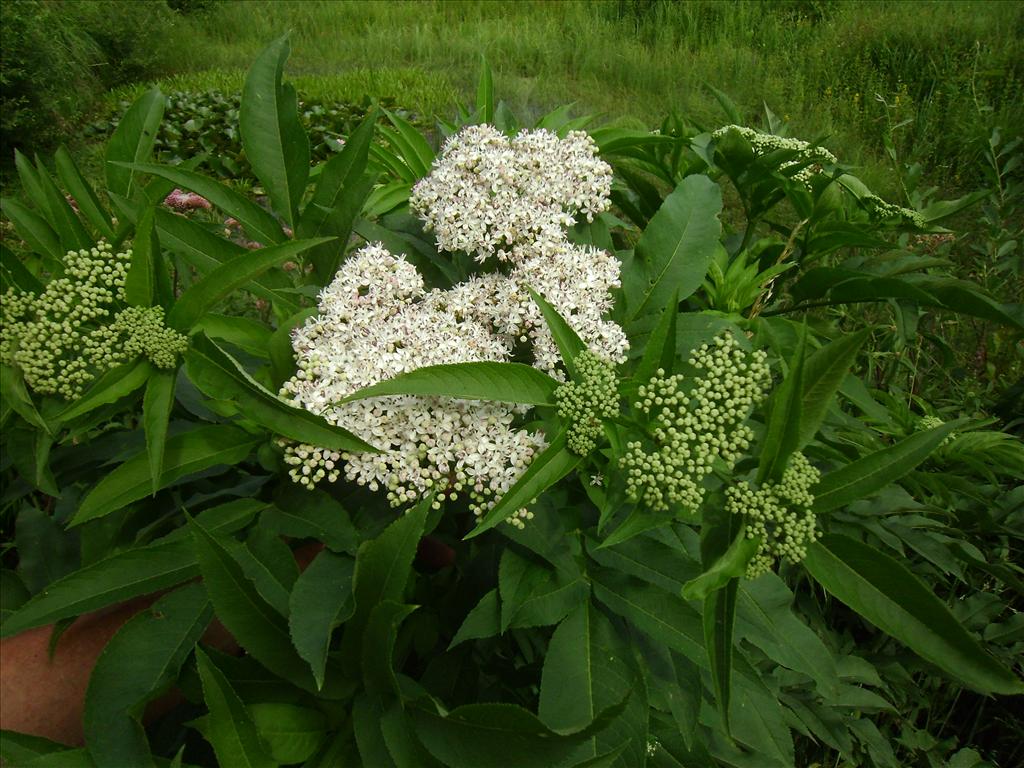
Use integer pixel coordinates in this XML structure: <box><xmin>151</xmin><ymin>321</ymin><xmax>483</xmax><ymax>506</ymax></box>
<box><xmin>72</xmin><ymin>425</ymin><xmax>261</xmax><ymax>526</ymax></box>
<box><xmin>143</xmin><ymin>370</ymin><xmax>176</xmax><ymax>496</ymax></box>
<box><xmin>241</xmin><ymin>34</ymin><xmax>310</xmax><ymax>228</ymax></box>
<box><xmin>498</xmin><ymin>549</ymin><xmax>587</xmax><ymax>632</ymax></box>
<box><xmin>0</xmin><ymin>500</ymin><xmax>266</xmax><ymax>637</ymax></box>
<box><xmin>265</xmin><ymin>486</ymin><xmax>359</xmax><ymax>554</ymax></box>
<box><xmin>298</xmin><ymin>109</ymin><xmax>377</xmax><ymax>282</ymax></box>
<box><xmin>411</xmin><ymin>702</ymin><xmax>613</xmax><ymax>768</ymax></box>
<box><xmin>54</xmin><ymin>359</ymin><xmax>153</xmax><ymax>423</ymax></box>
<box><xmin>194</xmin><ymin>647</ymin><xmax>277</xmax><ymax>768</ymax></box>
<box><xmin>153</xmin><ymin>209</ymin><xmax>299</xmax><ymax>315</ymax></box>
<box><xmin>185</xmin><ymin>333</ymin><xmax>377</xmax><ymax>452</ymax></box>
<box><xmin>189</xmin><ymin>515</ymin><xmax>320</xmax><ymax>693</ymax></box>
<box><xmin>54</xmin><ymin>146</ymin><xmax>115</xmax><ymax>240</ymax></box>
<box><xmin>249</xmin><ymin>703</ymin><xmax>327</xmax><ymax>765</ymax></box>
<box><xmin>194</xmin><ymin>315</ymin><xmax>273</xmax><ymax>358</ymax></box>
<box><xmin>797</xmin><ymin>329</ymin><xmax>870</xmax><ymax>448</ymax></box>
<box><xmin>591</xmin><ymin>568</ymin><xmax>706</xmax><ymax>666</ymax></box>
<box><xmin>813</xmin><ymin>422</ymin><xmax>961</xmax><ymax>513</ymax></box>
<box><xmin>353</xmin><ymin>695</ymin><xmax>398</xmax><ymax>768</ymax></box>
<box><xmin>704</xmin><ymin>583</ymin><xmax>738</xmax><ymax>737</ymax></box>
<box><xmin>15</xmin><ymin>149</ymin><xmax>48</xmax><ymax>213</ymax></box>
<box><xmin>680</xmin><ymin>532</ymin><xmax>760</xmax><ymax>601</ymax></box>
<box><xmin>1</xmin><ymin>731</ymin><xmax>74</xmax><ymax>764</ymax></box>
<box><xmin>449</xmin><ymin>589</ymin><xmax>500</xmax><ymax>648</ymax></box>
<box><xmin>363</xmin><ymin>600</ymin><xmax>417</xmax><ymax>696</ymax></box>
<box><xmin>33</xmin><ymin>157</ymin><xmax>92</xmax><ymax>252</ymax></box>
<box><xmin>289</xmin><ymin>550</ymin><xmax>354</xmax><ymax>689</ymax></box>
<box><xmin>476</xmin><ymin>56</ymin><xmax>494</xmax><ymax>124</ymax></box>
<box><xmin>106</xmin><ymin>88</ymin><xmax>165</xmax><ymax>200</ymax></box>
<box><xmin>125</xmin><ymin>163</ymin><xmax>285</xmax><ymax>247</ymax></box>
<box><xmin>465</xmin><ymin>431</ymin><xmax>581</xmax><ymax>539</ymax></box>
<box><xmin>1</xmin><ymin>197</ymin><xmax>63</xmax><ymax>261</ymax></box>
<box><xmin>124</xmin><ymin>204</ymin><xmax>158</xmax><ymax>307</ymax></box>
<box><xmin>342</xmin><ymin>362</ymin><xmax>559</xmax><ymax>406</ymax></box>
<box><xmin>385</xmin><ymin>110</ymin><xmax>435</xmax><ymax>178</ymax></box>
<box><xmin>526</xmin><ymin>286</ymin><xmax>586</xmax><ymax>379</ymax></box>
<box><xmin>803</xmin><ymin>534</ymin><xmax>1024</xmax><ymax>695</ymax></box>
<box><xmin>341</xmin><ymin>498</ymin><xmax>429</xmax><ymax>672</ymax></box>
<box><xmin>84</xmin><ymin>583</ymin><xmax>211</xmax><ymax>768</ymax></box>
<box><xmin>624</xmin><ymin>175</ymin><xmax>723</xmax><ymax>319</ymax></box>
<box><xmin>632</xmin><ymin>289</ymin><xmax>679</xmax><ymax>384</ymax></box>
<box><xmin>168</xmin><ymin>237</ymin><xmax>332</xmax><ymax>331</ymax></box>
<box><xmin>757</xmin><ymin>327</ymin><xmax>806</xmax><ymax>484</ymax></box>
<box><xmin>1</xmin><ymin>364</ymin><xmax>51</xmax><ymax>434</ymax></box>
<box><xmin>1</xmin><ymin>242</ymin><xmax>44</xmax><ymax>293</ymax></box>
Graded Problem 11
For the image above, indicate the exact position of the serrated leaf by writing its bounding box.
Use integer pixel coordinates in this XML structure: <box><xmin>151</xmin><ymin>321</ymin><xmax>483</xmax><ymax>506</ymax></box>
<box><xmin>84</xmin><ymin>584</ymin><xmax>211</xmax><ymax>767</ymax></box>
<box><xmin>143</xmin><ymin>370</ymin><xmax>176</xmax><ymax>496</ymax></box>
<box><xmin>465</xmin><ymin>431</ymin><xmax>581</xmax><ymax>539</ymax></box>
<box><xmin>72</xmin><ymin>425</ymin><xmax>261</xmax><ymax>526</ymax></box>
<box><xmin>624</xmin><ymin>175</ymin><xmax>722</xmax><ymax>319</ymax></box>
<box><xmin>757</xmin><ymin>327</ymin><xmax>806</xmax><ymax>483</ymax></box>
<box><xmin>0</xmin><ymin>500</ymin><xmax>265</xmax><ymax>637</ymax></box>
<box><xmin>194</xmin><ymin>647</ymin><xmax>276</xmax><ymax>768</ymax></box>
<box><xmin>449</xmin><ymin>589</ymin><xmax>500</xmax><ymax>648</ymax></box>
<box><xmin>189</xmin><ymin>515</ymin><xmax>320</xmax><ymax>693</ymax></box>
<box><xmin>804</xmin><ymin>534</ymin><xmax>1024</xmax><ymax>695</ymax></box>
<box><xmin>249</xmin><ymin>703</ymin><xmax>326</xmax><ymax>765</ymax></box>
<box><xmin>106</xmin><ymin>88</ymin><xmax>165</xmax><ymax>200</ymax></box>
<box><xmin>185</xmin><ymin>333</ymin><xmax>377</xmax><ymax>452</ymax></box>
<box><xmin>240</xmin><ymin>34</ymin><xmax>310</xmax><ymax>228</ymax></box>
<box><xmin>343</xmin><ymin>361</ymin><xmax>558</xmax><ymax>406</ymax></box>
<box><xmin>798</xmin><ymin>329</ymin><xmax>870</xmax><ymax>447</ymax></box>
<box><xmin>526</xmin><ymin>286</ymin><xmax>586</xmax><ymax>378</ymax></box>
<box><xmin>813</xmin><ymin>422</ymin><xmax>961</xmax><ymax>513</ymax></box>
<box><xmin>289</xmin><ymin>550</ymin><xmax>354</xmax><ymax>689</ymax></box>
<box><xmin>125</xmin><ymin>163</ymin><xmax>285</xmax><ymax>247</ymax></box>
<box><xmin>168</xmin><ymin>237</ymin><xmax>332</xmax><ymax>331</ymax></box>
<box><xmin>363</xmin><ymin>601</ymin><xmax>417</xmax><ymax>696</ymax></box>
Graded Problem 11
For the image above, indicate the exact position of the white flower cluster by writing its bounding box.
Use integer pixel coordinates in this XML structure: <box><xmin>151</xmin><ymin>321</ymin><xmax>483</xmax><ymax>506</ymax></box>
<box><xmin>283</xmin><ymin>125</ymin><xmax>627</xmax><ymax>528</ymax></box>
<box><xmin>280</xmin><ymin>244</ymin><xmax>545</xmax><ymax>528</ymax></box>
<box><xmin>863</xmin><ymin>194</ymin><xmax>926</xmax><ymax>228</ymax></box>
<box><xmin>729</xmin><ymin>452</ymin><xmax>821</xmax><ymax>578</ymax></box>
<box><xmin>620</xmin><ymin>334</ymin><xmax>771</xmax><ymax>513</ymax></box>
<box><xmin>712</xmin><ymin>124</ymin><xmax>837</xmax><ymax>186</ymax></box>
<box><xmin>410</xmin><ymin>124</ymin><xmax>612</xmax><ymax>263</ymax></box>
<box><xmin>917</xmin><ymin>414</ymin><xmax>956</xmax><ymax>446</ymax></box>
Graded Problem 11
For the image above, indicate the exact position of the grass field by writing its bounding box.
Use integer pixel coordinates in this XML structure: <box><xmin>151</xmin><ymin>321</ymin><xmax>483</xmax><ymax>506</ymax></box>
<box><xmin>144</xmin><ymin>0</ymin><xmax>1024</xmax><ymax>196</ymax></box>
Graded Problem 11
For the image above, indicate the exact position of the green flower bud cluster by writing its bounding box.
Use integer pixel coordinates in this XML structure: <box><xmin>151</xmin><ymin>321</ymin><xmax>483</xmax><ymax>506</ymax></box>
<box><xmin>555</xmin><ymin>350</ymin><xmax>619</xmax><ymax>455</ymax></box>
<box><xmin>863</xmin><ymin>194</ymin><xmax>926</xmax><ymax>228</ymax></box>
<box><xmin>712</xmin><ymin>125</ymin><xmax>837</xmax><ymax>186</ymax></box>
<box><xmin>620</xmin><ymin>333</ymin><xmax>770</xmax><ymax>513</ymax></box>
<box><xmin>0</xmin><ymin>242</ymin><xmax>185</xmax><ymax>399</ymax></box>
<box><xmin>730</xmin><ymin>452</ymin><xmax>821</xmax><ymax>579</ymax></box>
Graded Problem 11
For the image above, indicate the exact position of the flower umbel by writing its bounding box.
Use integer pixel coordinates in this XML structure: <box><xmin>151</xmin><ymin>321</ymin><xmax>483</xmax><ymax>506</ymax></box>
<box><xmin>555</xmin><ymin>351</ymin><xmax>619</xmax><ymax>455</ymax></box>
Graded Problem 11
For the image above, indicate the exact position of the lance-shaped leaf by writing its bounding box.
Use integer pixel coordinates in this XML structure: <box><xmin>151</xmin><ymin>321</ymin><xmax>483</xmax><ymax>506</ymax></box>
<box><xmin>342</xmin><ymin>361</ymin><xmax>559</xmax><ymax>407</ymax></box>
<box><xmin>124</xmin><ymin>204</ymin><xmax>159</xmax><ymax>307</ymax></box>
<box><xmin>476</xmin><ymin>56</ymin><xmax>494</xmax><ymax>124</ymax></box>
<box><xmin>797</xmin><ymin>328</ymin><xmax>870</xmax><ymax>448</ymax></box>
<box><xmin>1</xmin><ymin>364</ymin><xmax>51</xmax><ymax>434</ymax></box>
<box><xmin>632</xmin><ymin>287</ymin><xmax>679</xmax><ymax>384</ymax></box>
<box><xmin>623</xmin><ymin>174</ymin><xmax>722</xmax><ymax>319</ymax></box>
<box><xmin>249</xmin><ymin>703</ymin><xmax>327</xmax><ymax>765</ymax></box>
<box><xmin>526</xmin><ymin>286</ymin><xmax>586</xmax><ymax>379</ymax></box>
<box><xmin>106</xmin><ymin>88</ymin><xmax>165</xmax><ymax>200</ymax></box>
<box><xmin>33</xmin><ymin>156</ymin><xmax>92</xmax><ymax>252</ymax></box>
<box><xmin>680</xmin><ymin>531</ymin><xmax>760</xmax><ymax>601</ymax></box>
<box><xmin>143</xmin><ymin>370</ymin><xmax>176</xmax><ymax>495</ymax></box>
<box><xmin>123</xmin><ymin>163</ymin><xmax>285</xmax><ymax>247</ymax></box>
<box><xmin>813</xmin><ymin>421</ymin><xmax>961</xmax><ymax>513</ymax></box>
<box><xmin>189</xmin><ymin>516</ymin><xmax>322</xmax><ymax>693</ymax></box>
<box><xmin>194</xmin><ymin>647</ymin><xmax>277</xmax><ymax>768</ymax></box>
<box><xmin>362</xmin><ymin>601</ymin><xmax>418</xmax><ymax>697</ymax></box>
<box><xmin>1</xmin><ymin>242</ymin><xmax>44</xmax><ymax>293</ymax></box>
<box><xmin>168</xmin><ymin>237</ymin><xmax>333</xmax><ymax>331</ymax></box>
<box><xmin>757</xmin><ymin>327</ymin><xmax>806</xmax><ymax>484</ymax></box>
<box><xmin>71</xmin><ymin>425</ymin><xmax>261</xmax><ymax>526</ymax></box>
<box><xmin>298</xmin><ymin>109</ymin><xmax>378</xmax><ymax>282</ymax></box>
<box><xmin>241</xmin><ymin>34</ymin><xmax>310</xmax><ymax>228</ymax></box>
<box><xmin>0</xmin><ymin>197</ymin><xmax>63</xmax><ymax>261</ymax></box>
<box><xmin>54</xmin><ymin>359</ymin><xmax>153</xmax><ymax>423</ymax></box>
<box><xmin>186</xmin><ymin>333</ymin><xmax>376</xmax><ymax>452</ymax></box>
<box><xmin>384</xmin><ymin>109</ymin><xmax>435</xmax><ymax>178</ymax></box>
<box><xmin>84</xmin><ymin>584</ymin><xmax>211</xmax><ymax>767</ymax></box>
<box><xmin>465</xmin><ymin>431</ymin><xmax>581</xmax><ymax>539</ymax></box>
<box><xmin>0</xmin><ymin>500</ymin><xmax>265</xmax><ymax>637</ymax></box>
<box><xmin>55</xmin><ymin>146</ymin><xmax>115</xmax><ymax>240</ymax></box>
<box><xmin>289</xmin><ymin>550</ymin><xmax>355</xmax><ymax>689</ymax></box>
<box><xmin>804</xmin><ymin>534</ymin><xmax>1024</xmax><ymax>695</ymax></box>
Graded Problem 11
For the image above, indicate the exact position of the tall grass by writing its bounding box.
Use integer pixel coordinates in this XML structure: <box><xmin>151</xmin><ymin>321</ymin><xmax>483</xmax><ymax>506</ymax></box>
<box><xmin>168</xmin><ymin>0</ymin><xmax>1023</xmax><ymax>194</ymax></box>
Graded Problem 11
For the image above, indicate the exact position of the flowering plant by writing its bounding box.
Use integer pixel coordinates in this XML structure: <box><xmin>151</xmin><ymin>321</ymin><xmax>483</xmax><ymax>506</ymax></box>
<box><xmin>1</xmin><ymin>36</ymin><xmax>1022</xmax><ymax>768</ymax></box>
